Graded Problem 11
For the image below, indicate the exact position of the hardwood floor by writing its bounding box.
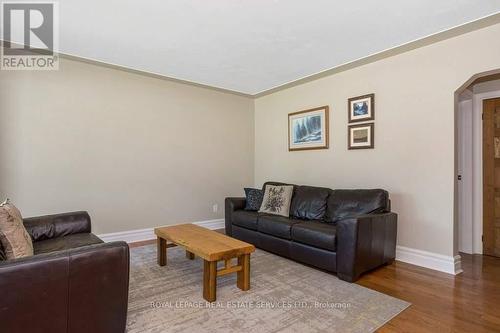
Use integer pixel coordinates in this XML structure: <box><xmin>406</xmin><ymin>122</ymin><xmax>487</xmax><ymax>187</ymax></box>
<box><xmin>358</xmin><ymin>253</ymin><xmax>500</xmax><ymax>332</ymax></box>
<box><xmin>129</xmin><ymin>239</ymin><xmax>156</xmax><ymax>248</ymax></box>
<box><xmin>129</xmin><ymin>239</ymin><xmax>500</xmax><ymax>332</ymax></box>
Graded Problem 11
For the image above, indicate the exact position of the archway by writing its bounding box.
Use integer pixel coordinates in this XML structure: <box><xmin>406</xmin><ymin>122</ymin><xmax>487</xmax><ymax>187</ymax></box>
<box><xmin>455</xmin><ymin>69</ymin><xmax>500</xmax><ymax>260</ymax></box>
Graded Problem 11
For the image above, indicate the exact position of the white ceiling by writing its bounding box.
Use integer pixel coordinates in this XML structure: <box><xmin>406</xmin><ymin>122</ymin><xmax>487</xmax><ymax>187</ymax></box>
<box><xmin>12</xmin><ymin>1</ymin><xmax>500</xmax><ymax>94</ymax></box>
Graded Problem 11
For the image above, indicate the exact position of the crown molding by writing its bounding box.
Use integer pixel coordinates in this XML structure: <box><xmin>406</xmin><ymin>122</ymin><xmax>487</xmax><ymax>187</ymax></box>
<box><xmin>254</xmin><ymin>12</ymin><xmax>500</xmax><ymax>98</ymax></box>
<box><xmin>3</xmin><ymin>11</ymin><xmax>500</xmax><ymax>99</ymax></box>
<box><xmin>0</xmin><ymin>40</ymin><xmax>253</xmax><ymax>99</ymax></box>
<box><xmin>60</xmin><ymin>53</ymin><xmax>254</xmax><ymax>98</ymax></box>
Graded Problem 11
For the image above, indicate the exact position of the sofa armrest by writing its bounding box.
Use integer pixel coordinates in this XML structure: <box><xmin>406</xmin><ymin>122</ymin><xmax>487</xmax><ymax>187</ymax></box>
<box><xmin>23</xmin><ymin>211</ymin><xmax>91</xmax><ymax>241</ymax></box>
<box><xmin>225</xmin><ymin>197</ymin><xmax>246</xmax><ymax>236</ymax></box>
<box><xmin>0</xmin><ymin>241</ymin><xmax>129</xmax><ymax>333</ymax></box>
<box><xmin>336</xmin><ymin>212</ymin><xmax>397</xmax><ymax>282</ymax></box>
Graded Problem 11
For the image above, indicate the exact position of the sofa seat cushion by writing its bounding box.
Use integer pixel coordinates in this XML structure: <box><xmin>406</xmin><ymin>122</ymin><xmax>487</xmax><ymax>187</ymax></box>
<box><xmin>33</xmin><ymin>233</ymin><xmax>103</xmax><ymax>255</ymax></box>
<box><xmin>291</xmin><ymin>221</ymin><xmax>337</xmax><ymax>251</ymax></box>
<box><xmin>290</xmin><ymin>185</ymin><xmax>330</xmax><ymax>220</ymax></box>
<box><xmin>232</xmin><ymin>210</ymin><xmax>259</xmax><ymax>230</ymax></box>
<box><xmin>257</xmin><ymin>215</ymin><xmax>302</xmax><ymax>240</ymax></box>
<box><xmin>326</xmin><ymin>189</ymin><xmax>389</xmax><ymax>223</ymax></box>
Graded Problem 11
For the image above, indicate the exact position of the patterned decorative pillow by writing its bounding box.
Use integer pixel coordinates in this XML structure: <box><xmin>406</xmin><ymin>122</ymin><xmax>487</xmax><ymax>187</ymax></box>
<box><xmin>0</xmin><ymin>199</ymin><xmax>34</xmax><ymax>259</ymax></box>
<box><xmin>0</xmin><ymin>240</ymin><xmax>6</xmax><ymax>261</ymax></box>
<box><xmin>244</xmin><ymin>188</ymin><xmax>264</xmax><ymax>211</ymax></box>
<box><xmin>258</xmin><ymin>185</ymin><xmax>294</xmax><ymax>217</ymax></box>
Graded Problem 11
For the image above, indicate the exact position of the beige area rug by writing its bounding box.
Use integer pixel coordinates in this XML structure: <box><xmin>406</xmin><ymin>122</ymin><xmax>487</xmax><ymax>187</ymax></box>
<box><xmin>127</xmin><ymin>245</ymin><xmax>409</xmax><ymax>333</ymax></box>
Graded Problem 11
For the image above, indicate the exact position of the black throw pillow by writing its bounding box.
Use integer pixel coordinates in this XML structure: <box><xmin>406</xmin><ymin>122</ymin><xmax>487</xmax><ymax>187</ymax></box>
<box><xmin>244</xmin><ymin>188</ymin><xmax>264</xmax><ymax>211</ymax></box>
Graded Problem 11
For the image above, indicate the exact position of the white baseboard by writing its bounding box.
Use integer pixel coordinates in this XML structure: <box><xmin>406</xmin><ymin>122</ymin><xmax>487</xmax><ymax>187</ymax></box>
<box><xmin>396</xmin><ymin>245</ymin><xmax>463</xmax><ymax>275</ymax></box>
<box><xmin>100</xmin><ymin>223</ymin><xmax>463</xmax><ymax>275</ymax></box>
<box><xmin>97</xmin><ymin>219</ymin><xmax>225</xmax><ymax>243</ymax></box>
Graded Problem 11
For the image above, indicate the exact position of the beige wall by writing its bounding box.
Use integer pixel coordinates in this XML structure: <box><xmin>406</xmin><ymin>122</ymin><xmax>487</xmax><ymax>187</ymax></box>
<box><xmin>254</xmin><ymin>23</ymin><xmax>500</xmax><ymax>257</ymax></box>
<box><xmin>0</xmin><ymin>58</ymin><xmax>254</xmax><ymax>234</ymax></box>
<box><xmin>2</xmin><ymin>22</ymin><xmax>500</xmax><ymax>256</ymax></box>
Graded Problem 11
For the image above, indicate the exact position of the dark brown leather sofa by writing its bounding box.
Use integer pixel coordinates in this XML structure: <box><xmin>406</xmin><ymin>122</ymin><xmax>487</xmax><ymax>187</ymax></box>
<box><xmin>0</xmin><ymin>211</ymin><xmax>129</xmax><ymax>333</ymax></box>
<box><xmin>225</xmin><ymin>181</ymin><xmax>397</xmax><ymax>282</ymax></box>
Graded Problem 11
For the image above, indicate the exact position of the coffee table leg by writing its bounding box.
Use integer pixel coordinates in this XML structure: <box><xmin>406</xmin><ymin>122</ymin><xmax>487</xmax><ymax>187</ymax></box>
<box><xmin>237</xmin><ymin>254</ymin><xmax>250</xmax><ymax>291</ymax></box>
<box><xmin>203</xmin><ymin>260</ymin><xmax>217</xmax><ymax>302</ymax></box>
<box><xmin>157</xmin><ymin>237</ymin><xmax>167</xmax><ymax>266</ymax></box>
<box><xmin>186</xmin><ymin>250</ymin><xmax>195</xmax><ymax>260</ymax></box>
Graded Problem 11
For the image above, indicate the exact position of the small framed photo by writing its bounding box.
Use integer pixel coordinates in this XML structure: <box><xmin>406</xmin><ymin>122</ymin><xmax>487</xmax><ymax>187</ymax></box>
<box><xmin>348</xmin><ymin>93</ymin><xmax>374</xmax><ymax>123</ymax></box>
<box><xmin>288</xmin><ymin>106</ymin><xmax>329</xmax><ymax>151</ymax></box>
<box><xmin>348</xmin><ymin>123</ymin><xmax>374</xmax><ymax>149</ymax></box>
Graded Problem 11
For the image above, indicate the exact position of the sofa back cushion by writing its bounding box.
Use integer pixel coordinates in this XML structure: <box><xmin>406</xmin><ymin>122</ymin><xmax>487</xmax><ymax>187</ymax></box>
<box><xmin>290</xmin><ymin>185</ymin><xmax>330</xmax><ymax>220</ymax></box>
<box><xmin>325</xmin><ymin>189</ymin><xmax>389</xmax><ymax>223</ymax></box>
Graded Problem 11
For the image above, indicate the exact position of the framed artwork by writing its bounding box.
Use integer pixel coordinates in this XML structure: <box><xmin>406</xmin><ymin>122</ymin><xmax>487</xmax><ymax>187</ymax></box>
<box><xmin>348</xmin><ymin>123</ymin><xmax>374</xmax><ymax>149</ymax></box>
<box><xmin>348</xmin><ymin>93</ymin><xmax>375</xmax><ymax>123</ymax></box>
<box><xmin>288</xmin><ymin>106</ymin><xmax>329</xmax><ymax>151</ymax></box>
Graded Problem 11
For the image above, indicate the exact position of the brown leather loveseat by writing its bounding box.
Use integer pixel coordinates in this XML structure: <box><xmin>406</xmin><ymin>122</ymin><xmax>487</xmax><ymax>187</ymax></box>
<box><xmin>0</xmin><ymin>211</ymin><xmax>129</xmax><ymax>333</ymax></box>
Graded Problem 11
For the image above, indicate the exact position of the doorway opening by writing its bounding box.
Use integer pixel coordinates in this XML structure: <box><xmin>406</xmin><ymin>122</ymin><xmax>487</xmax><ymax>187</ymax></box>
<box><xmin>482</xmin><ymin>97</ymin><xmax>500</xmax><ymax>256</ymax></box>
<box><xmin>456</xmin><ymin>71</ymin><xmax>500</xmax><ymax>257</ymax></box>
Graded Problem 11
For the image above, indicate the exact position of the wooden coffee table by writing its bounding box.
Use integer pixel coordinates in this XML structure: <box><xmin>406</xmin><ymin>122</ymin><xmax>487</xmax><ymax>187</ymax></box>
<box><xmin>154</xmin><ymin>224</ymin><xmax>255</xmax><ymax>302</ymax></box>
